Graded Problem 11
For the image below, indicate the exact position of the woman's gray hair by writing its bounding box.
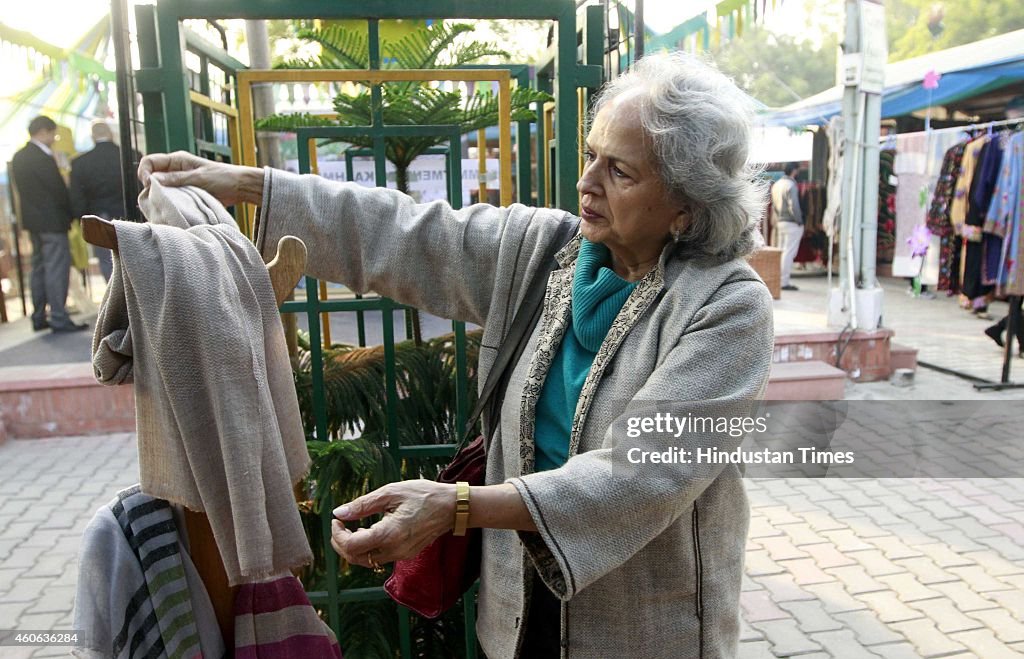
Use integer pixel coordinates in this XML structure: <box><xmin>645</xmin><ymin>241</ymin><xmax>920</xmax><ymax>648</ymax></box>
<box><xmin>592</xmin><ymin>51</ymin><xmax>767</xmax><ymax>261</ymax></box>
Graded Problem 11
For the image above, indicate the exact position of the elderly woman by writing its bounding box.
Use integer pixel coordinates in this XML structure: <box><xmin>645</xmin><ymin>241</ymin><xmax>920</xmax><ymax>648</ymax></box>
<box><xmin>141</xmin><ymin>52</ymin><xmax>773</xmax><ymax>658</ymax></box>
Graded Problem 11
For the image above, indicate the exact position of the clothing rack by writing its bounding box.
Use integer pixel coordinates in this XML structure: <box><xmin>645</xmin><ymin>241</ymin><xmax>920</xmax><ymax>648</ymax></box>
<box><xmin>880</xmin><ymin>120</ymin><xmax>1024</xmax><ymax>391</ymax></box>
<box><xmin>936</xmin><ymin>122</ymin><xmax>1024</xmax><ymax>391</ymax></box>
<box><xmin>958</xmin><ymin>116</ymin><xmax>1024</xmax><ymax>134</ymax></box>
<box><xmin>81</xmin><ymin>214</ymin><xmax>309</xmax><ymax>648</ymax></box>
<box><xmin>880</xmin><ymin>116</ymin><xmax>1024</xmax><ymax>147</ymax></box>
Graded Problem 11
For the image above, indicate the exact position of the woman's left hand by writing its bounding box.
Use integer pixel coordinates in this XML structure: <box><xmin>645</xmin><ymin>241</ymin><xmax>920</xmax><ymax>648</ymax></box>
<box><xmin>331</xmin><ymin>479</ymin><xmax>456</xmax><ymax>569</ymax></box>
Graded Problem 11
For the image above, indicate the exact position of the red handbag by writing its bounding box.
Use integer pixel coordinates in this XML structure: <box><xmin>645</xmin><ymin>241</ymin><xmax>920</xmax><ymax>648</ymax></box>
<box><xmin>383</xmin><ymin>219</ymin><xmax>579</xmax><ymax>619</ymax></box>
<box><xmin>382</xmin><ymin>435</ymin><xmax>485</xmax><ymax>618</ymax></box>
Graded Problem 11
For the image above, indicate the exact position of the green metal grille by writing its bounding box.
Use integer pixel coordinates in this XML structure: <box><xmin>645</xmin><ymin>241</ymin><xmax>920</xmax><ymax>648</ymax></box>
<box><xmin>294</xmin><ymin>122</ymin><xmax>476</xmax><ymax>658</ymax></box>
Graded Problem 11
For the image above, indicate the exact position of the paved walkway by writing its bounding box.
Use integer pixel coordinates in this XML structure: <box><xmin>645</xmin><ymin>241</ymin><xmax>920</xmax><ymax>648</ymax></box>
<box><xmin>0</xmin><ymin>269</ymin><xmax>101</xmax><ymax>367</ymax></box>
<box><xmin>1</xmin><ymin>434</ymin><xmax>1022</xmax><ymax>657</ymax></box>
<box><xmin>741</xmin><ymin>477</ymin><xmax>1024</xmax><ymax>658</ymax></box>
<box><xmin>0</xmin><ymin>434</ymin><xmax>138</xmax><ymax>658</ymax></box>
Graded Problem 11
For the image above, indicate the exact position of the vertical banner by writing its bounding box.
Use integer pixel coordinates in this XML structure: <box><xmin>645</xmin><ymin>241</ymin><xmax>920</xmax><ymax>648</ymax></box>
<box><xmin>860</xmin><ymin>1</ymin><xmax>887</xmax><ymax>94</ymax></box>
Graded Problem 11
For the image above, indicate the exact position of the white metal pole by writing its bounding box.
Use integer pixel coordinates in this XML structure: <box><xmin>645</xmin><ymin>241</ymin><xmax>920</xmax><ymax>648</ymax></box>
<box><xmin>835</xmin><ymin>0</ymin><xmax>886</xmax><ymax>330</ymax></box>
<box><xmin>835</xmin><ymin>0</ymin><xmax>862</xmax><ymax>327</ymax></box>
<box><xmin>860</xmin><ymin>89</ymin><xmax>882</xmax><ymax>289</ymax></box>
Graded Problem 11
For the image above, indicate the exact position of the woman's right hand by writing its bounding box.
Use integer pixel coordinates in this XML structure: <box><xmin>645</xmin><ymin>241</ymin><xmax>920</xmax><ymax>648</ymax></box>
<box><xmin>138</xmin><ymin>151</ymin><xmax>265</xmax><ymax>207</ymax></box>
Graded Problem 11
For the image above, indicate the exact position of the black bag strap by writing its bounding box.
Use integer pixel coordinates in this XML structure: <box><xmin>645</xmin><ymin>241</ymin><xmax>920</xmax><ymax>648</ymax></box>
<box><xmin>462</xmin><ymin>218</ymin><xmax>581</xmax><ymax>444</ymax></box>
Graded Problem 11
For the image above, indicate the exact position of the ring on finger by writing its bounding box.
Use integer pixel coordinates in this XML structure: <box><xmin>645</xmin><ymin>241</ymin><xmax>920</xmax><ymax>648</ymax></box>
<box><xmin>367</xmin><ymin>550</ymin><xmax>386</xmax><ymax>575</ymax></box>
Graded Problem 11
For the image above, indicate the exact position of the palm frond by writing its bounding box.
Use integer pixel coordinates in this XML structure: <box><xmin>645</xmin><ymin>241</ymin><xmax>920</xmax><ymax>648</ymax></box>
<box><xmin>387</xmin><ymin>22</ymin><xmax>475</xmax><ymax>69</ymax></box>
<box><xmin>255</xmin><ymin>112</ymin><xmax>337</xmax><ymax>132</ymax></box>
<box><xmin>331</xmin><ymin>91</ymin><xmax>375</xmax><ymax>122</ymax></box>
<box><xmin>273</xmin><ymin>56</ymin><xmax>328</xmax><ymax>70</ymax></box>
<box><xmin>294</xmin><ymin>327</ymin><xmax>482</xmax><ymax>656</ymax></box>
<box><xmin>294</xmin><ymin>329</ymin><xmax>481</xmax><ymax>448</ymax></box>
<box><xmin>456</xmin><ymin>87</ymin><xmax>553</xmax><ymax>133</ymax></box>
<box><xmin>325</xmin><ymin>85</ymin><xmax>550</xmax><ymax>169</ymax></box>
<box><xmin>295</xmin><ymin>25</ymin><xmax>369</xmax><ymax>69</ymax></box>
<box><xmin>382</xmin><ymin>86</ymin><xmax>458</xmax><ymax>125</ymax></box>
<box><xmin>328</xmin><ymin>86</ymin><xmax>466</xmax><ymax>165</ymax></box>
<box><xmin>286</xmin><ymin>20</ymin><xmax>549</xmax><ymax>196</ymax></box>
<box><xmin>446</xmin><ymin>42</ymin><xmax>512</xmax><ymax>67</ymax></box>
<box><xmin>305</xmin><ymin>437</ymin><xmax>396</xmax><ymax>513</ymax></box>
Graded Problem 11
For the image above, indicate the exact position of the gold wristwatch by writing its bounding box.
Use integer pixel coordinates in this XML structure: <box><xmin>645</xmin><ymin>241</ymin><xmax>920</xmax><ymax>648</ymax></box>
<box><xmin>453</xmin><ymin>481</ymin><xmax>470</xmax><ymax>536</ymax></box>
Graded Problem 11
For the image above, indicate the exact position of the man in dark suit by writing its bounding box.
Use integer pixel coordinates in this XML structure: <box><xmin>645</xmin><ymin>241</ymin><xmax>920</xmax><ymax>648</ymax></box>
<box><xmin>10</xmin><ymin>115</ymin><xmax>87</xmax><ymax>332</ymax></box>
<box><xmin>70</xmin><ymin>121</ymin><xmax>126</xmax><ymax>282</ymax></box>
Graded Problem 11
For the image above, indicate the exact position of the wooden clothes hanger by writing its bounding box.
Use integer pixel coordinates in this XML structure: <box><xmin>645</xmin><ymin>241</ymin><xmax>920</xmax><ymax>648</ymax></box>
<box><xmin>81</xmin><ymin>215</ymin><xmax>306</xmax><ymax>306</ymax></box>
<box><xmin>81</xmin><ymin>214</ymin><xmax>308</xmax><ymax>649</ymax></box>
<box><xmin>80</xmin><ymin>215</ymin><xmax>118</xmax><ymax>251</ymax></box>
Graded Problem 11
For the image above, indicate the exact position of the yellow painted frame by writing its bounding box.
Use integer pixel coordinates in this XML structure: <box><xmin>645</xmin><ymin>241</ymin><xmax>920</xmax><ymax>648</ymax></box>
<box><xmin>477</xmin><ymin>128</ymin><xmax>488</xmax><ymax>203</ymax></box>
<box><xmin>188</xmin><ymin>90</ymin><xmax>242</xmax><ymax>165</ymax></box>
<box><xmin>235</xmin><ymin>69</ymin><xmax>514</xmax><ymax>208</ymax></box>
<box><xmin>577</xmin><ymin>88</ymin><xmax>586</xmax><ymax>178</ymax></box>
<box><xmin>188</xmin><ymin>90</ymin><xmax>247</xmax><ymax>230</ymax></box>
<box><xmin>542</xmin><ymin>101</ymin><xmax>556</xmax><ymax>208</ymax></box>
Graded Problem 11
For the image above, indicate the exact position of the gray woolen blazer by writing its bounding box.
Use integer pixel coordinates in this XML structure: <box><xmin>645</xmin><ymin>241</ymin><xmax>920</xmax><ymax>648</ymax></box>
<box><xmin>256</xmin><ymin>168</ymin><xmax>774</xmax><ymax>659</ymax></box>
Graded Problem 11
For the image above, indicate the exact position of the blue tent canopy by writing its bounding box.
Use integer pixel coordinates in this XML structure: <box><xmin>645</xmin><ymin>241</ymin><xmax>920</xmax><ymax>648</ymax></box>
<box><xmin>760</xmin><ymin>29</ymin><xmax>1024</xmax><ymax>127</ymax></box>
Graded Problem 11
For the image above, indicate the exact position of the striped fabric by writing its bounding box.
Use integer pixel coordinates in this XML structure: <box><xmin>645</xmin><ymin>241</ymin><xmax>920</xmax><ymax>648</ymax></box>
<box><xmin>108</xmin><ymin>486</ymin><xmax>207</xmax><ymax>659</ymax></box>
<box><xmin>234</xmin><ymin>576</ymin><xmax>343</xmax><ymax>658</ymax></box>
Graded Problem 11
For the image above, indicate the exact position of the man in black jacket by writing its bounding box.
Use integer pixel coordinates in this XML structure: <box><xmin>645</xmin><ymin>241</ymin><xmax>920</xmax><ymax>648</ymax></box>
<box><xmin>70</xmin><ymin>121</ymin><xmax>125</xmax><ymax>282</ymax></box>
<box><xmin>10</xmin><ymin>115</ymin><xmax>87</xmax><ymax>332</ymax></box>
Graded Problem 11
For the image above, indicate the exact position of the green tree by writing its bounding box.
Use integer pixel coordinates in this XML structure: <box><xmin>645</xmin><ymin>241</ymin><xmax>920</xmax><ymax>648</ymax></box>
<box><xmin>463</xmin><ymin>19</ymin><xmax>552</xmax><ymax>65</ymax></box>
<box><xmin>264</xmin><ymin>19</ymin><xmax>314</xmax><ymax>66</ymax></box>
<box><xmin>887</xmin><ymin>0</ymin><xmax>1024</xmax><ymax>60</ymax></box>
<box><xmin>714</xmin><ymin>27</ymin><xmax>839</xmax><ymax>107</ymax></box>
<box><xmin>256</xmin><ymin>21</ymin><xmax>551</xmax><ymax>193</ymax></box>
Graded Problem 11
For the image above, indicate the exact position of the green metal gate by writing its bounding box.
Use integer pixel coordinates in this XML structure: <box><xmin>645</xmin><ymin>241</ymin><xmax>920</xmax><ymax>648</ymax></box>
<box><xmin>295</xmin><ymin>122</ymin><xmax>474</xmax><ymax>657</ymax></box>
<box><xmin>127</xmin><ymin>2</ymin><xmax>605</xmax><ymax>655</ymax></box>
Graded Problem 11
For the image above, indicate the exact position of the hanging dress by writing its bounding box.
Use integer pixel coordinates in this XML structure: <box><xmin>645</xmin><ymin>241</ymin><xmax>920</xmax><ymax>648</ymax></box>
<box><xmin>985</xmin><ymin>131</ymin><xmax>1024</xmax><ymax>295</ymax></box>
<box><xmin>926</xmin><ymin>141</ymin><xmax>968</xmax><ymax>292</ymax></box>
<box><xmin>961</xmin><ymin>138</ymin><xmax>999</xmax><ymax>303</ymax></box>
<box><xmin>877</xmin><ymin>149</ymin><xmax>897</xmax><ymax>263</ymax></box>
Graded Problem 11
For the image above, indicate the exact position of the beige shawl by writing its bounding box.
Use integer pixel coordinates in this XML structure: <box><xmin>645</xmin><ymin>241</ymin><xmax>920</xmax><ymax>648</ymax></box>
<box><xmin>92</xmin><ymin>179</ymin><xmax>311</xmax><ymax>585</ymax></box>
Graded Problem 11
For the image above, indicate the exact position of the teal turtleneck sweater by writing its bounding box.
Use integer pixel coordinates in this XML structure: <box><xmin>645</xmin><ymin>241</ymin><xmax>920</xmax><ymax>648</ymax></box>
<box><xmin>533</xmin><ymin>238</ymin><xmax>639</xmax><ymax>472</ymax></box>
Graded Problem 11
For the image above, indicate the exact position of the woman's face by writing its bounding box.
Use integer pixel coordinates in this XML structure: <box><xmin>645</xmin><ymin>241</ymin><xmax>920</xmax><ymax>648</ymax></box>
<box><xmin>576</xmin><ymin>94</ymin><xmax>685</xmax><ymax>265</ymax></box>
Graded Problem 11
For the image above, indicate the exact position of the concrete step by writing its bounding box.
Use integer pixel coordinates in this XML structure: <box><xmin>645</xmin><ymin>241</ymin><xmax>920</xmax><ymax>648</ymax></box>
<box><xmin>891</xmin><ymin>343</ymin><xmax>919</xmax><ymax>371</ymax></box>
<box><xmin>774</xmin><ymin>328</ymin><xmax>893</xmax><ymax>382</ymax></box>
<box><xmin>1</xmin><ymin>358</ymin><xmax>850</xmax><ymax>440</ymax></box>
<box><xmin>766</xmin><ymin>360</ymin><xmax>846</xmax><ymax>400</ymax></box>
<box><xmin>0</xmin><ymin>362</ymin><xmax>134</xmax><ymax>441</ymax></box>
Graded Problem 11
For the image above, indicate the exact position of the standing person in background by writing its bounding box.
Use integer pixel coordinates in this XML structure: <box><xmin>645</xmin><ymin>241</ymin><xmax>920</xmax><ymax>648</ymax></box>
<box><xmin>70</xmin><ymin>121</ymin><xmax>126</xmax><ymax>282</ymax></box>
<box><xmin>771</xmin><ymin>162</ymin><xmax>804</xmax><ymax>291</ymax></box>
<box><xmin>10</xmin><ymin>115</ymin><xmax>87</xmax><ymax>333</ymax></box>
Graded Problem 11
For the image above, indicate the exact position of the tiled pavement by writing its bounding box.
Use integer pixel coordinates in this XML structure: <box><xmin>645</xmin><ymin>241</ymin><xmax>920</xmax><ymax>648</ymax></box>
<box><xmin>740</xmin><ymin>477</ymin><xmax>1024</xmax><ymax>658</ymax></box>
<box><xmin>0</xmin><ymin>434</ymin><xmax>1022</xmax><ymax>657</ymax></box>
<box><xmin>748</xmin><ymin>274</ymin><xmax>1024</xmax><ymax>658</ymax></box>
<box><xmin>0</xmin><ymin>434</ymin><xmax>138</xmax><ymax>658</ymax></box>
